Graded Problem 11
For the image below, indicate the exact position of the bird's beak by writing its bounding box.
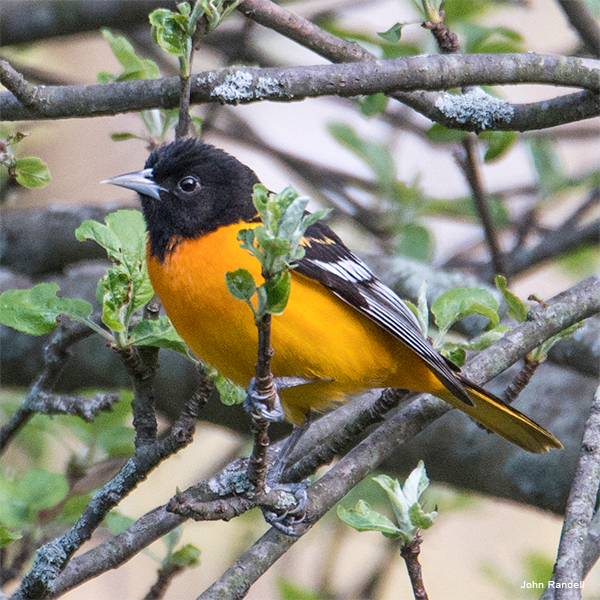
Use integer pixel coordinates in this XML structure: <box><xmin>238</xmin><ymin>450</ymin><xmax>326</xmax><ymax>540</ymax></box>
<box><xmin>101</xmin><ymin>168</ymin><xmax>164</xmax><ymax>201</ymax></box>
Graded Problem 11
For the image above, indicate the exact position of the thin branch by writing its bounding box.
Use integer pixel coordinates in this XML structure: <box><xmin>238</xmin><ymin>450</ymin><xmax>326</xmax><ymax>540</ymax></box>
<box><xmin>400</xmin><ymin>535</ymin><xmax>428</xmax><ymax>600</ymax></box>
<box><xmin>1</xmin><ymin>53</ymin><xmax>598</xmax><ymax>130</ymax></box>
<box><xmin>0</xmin><ymin>320</ymin><xmax>94</xmax><ymax>453</ymax></box>
<box><xmin>119</xmin><ymin>346</ymin><xmax>159</xmax><ymax>448</ymax></box>
<box><xmin>556</xmin><ymin>0</ymin><xmax>600</xmax><ymax>58</ymax></box>
<box><xmin>0</xmin><ymin>59</ymin><xmax>42</xmax><ymax>109</ymax></box>
<box><xmin>501</xmin><ymin>355</ymin><xmax>543</xmax><ymax>404</ymax></box>
<box><xmin>541</xmin><ymin>383</ymin><xmax>600</xmax><ymax>599</ymax></box>
<box><xmin>459</xmin><ymin>134</ymin><xmax>508</xmax><ymax>281</ymax></box>
<box><xmin>143</xmin><ymin>564</ymin><xmax>185</xmax><ymax>600</ymax></box>
<box><xmin>246</xmin><ymin>313</ymin><xmax>277</xmax><ymax>493</ymax></box>
<box><xmin>51</xmin><ymin>276</ymin><xmax>600</xmax><ymax>599</ymax></box>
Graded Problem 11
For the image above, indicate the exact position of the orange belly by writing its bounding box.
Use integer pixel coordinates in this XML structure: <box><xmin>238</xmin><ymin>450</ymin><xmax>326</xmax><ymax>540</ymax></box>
<box><xmin>147</xmin><ymin>224</ymin><xmax>445</xmax><ymax>422</ymax></box>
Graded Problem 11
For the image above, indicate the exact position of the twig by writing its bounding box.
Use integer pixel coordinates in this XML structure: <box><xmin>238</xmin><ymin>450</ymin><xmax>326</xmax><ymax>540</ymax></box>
<box><xmin>246</xmin><ymin>312</ymin><xmax>277</xmax><ymax>494</ymax></box>
<box><xmin>143</xmin><ymin>564</ymin><xmax>185</xmax><ymax>600</ymax></box>
<box><xmin>401</xmin><ymin>535</ymin><xmax>428</xmax><ymax>600</ymax></box>
<box><xmin>0</xmin><ymin>320</ymin><xmax>94</xmax><ymax>453</ymax></box>
<box><xmin>502</xmin><ymin>355</ymin><xmax>543</xmax><ymax>404</ymax></box>
<box><xmin>459</xmin><ymin>134</ymin><xmax>508</xmax><ymax>281</ymax></box>
<box><xmin>422</xmin><ymin>12</ymin><xmax>459</xmax><ymax>54</ymax></box>
<box><xmin>556</xmin><ymin>0</ymin><xmax>600</xmax><ymax>58</ymax></box>
<box><xmin>119</xmin><ymin>346</ymin><xmax>159</xmax><ymax>448</ymax></box>
<box><xmin>541</xmin><ymin>383</ymin><xmax>600</xmax><ymax>600</ymax></box>
<box><xmin>0</xmin><ymin>59</ymin><xmax>42</xmax><ymax>110</ymax></box>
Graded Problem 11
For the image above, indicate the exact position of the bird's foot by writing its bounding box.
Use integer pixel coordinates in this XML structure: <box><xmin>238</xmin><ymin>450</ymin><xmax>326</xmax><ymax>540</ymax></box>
<box><xmin>261</xmin><ymin>482</ymin><xmax>310</xmax><ymax>536</ymax></box>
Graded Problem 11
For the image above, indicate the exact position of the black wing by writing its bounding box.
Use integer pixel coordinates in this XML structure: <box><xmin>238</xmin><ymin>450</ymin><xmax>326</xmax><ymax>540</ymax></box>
<box><xmin>294</xmin><ymin>219</ymin><xmax>473</xmax><ymax>406</ymax></box>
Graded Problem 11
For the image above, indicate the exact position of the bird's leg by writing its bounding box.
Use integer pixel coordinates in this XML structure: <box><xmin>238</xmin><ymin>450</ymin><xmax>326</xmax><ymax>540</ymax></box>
<box><xmin>244</xmin><ymin>377</ymin><xmax>318</xmax><ymax>536</ymax></box>
<box><xmin>261</xmin><ymin>414</ymin><xmax>312</xmax><ymax>536</ymax></box>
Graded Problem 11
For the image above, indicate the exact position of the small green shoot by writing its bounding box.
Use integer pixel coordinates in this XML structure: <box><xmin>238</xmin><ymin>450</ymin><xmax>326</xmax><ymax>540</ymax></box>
<box><xmin>338</xmin><ymin>462</ymin><xmax>437</xmax><ymax>543</ymax></box>
<box><xmin>225</xmin><ymin>184</ymin><xmax>329</xmax><ymax>322</ymax></box>
<box><xmin>0</xmin><ymin>133</ymin><xmax>50</xmax><ymax>189</ymax></box>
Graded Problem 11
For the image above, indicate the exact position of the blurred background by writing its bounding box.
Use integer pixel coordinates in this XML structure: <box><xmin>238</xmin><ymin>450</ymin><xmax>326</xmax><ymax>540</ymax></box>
<box><xmin>1</xmin><ymin>0</ymin><xmax>599</xmax><ymax>598</ymax></box>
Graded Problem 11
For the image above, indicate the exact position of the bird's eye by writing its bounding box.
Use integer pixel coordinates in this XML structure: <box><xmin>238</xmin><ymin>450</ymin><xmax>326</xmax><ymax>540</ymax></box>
<box><xmin>178</xmin><ymin>176</ymin><xmax>200</xmax><ymax>193</ymax></box>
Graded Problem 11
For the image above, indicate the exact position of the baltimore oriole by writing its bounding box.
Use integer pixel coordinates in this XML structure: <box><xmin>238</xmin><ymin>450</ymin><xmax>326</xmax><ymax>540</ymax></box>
<box><xmin>106</xmin><ymin>138</ymin><xmax>561</xmax><ymax>454</ymax></box>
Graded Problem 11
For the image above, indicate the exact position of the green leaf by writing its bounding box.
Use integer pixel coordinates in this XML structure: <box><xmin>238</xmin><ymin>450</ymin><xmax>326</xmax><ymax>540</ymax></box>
<box><xmin>495</xmin><ymin>275</ymin><xmax>528</xmax><ymax>323</ymax></box>
<box><xmin>21</xmin><ymin>470</ymin><xmax>68</xmax><ymax>511</ymax></box>
<box><xmin>446</xmin><ymin>347</ymin><xmax>466</xmax><ymax>366</ymax></box>
<box><xmin>168</xmin><ymin>543</ymin><xmax>201</xmax><ymax>568</ymax></box>
<box><xmin>0</xmin><ymin>523</ymin><xmax>22</xmax><ymax>548</ymax></box>
<box><xmin>213</xmin><ymin>373</ymin><xmax>246</xmax><ymax>406</ymax></box>
<box><xmin>75</xmin><ymin>219</ymin><xmax>123</xmax><ymax>263</ymax></box>
<box><xmin>100</xmin><ymin>269</ymin><xmax>132</xmax><ymax>332</ymax></box>
<box><xmin>395</xmin><ymin>223</ymin><xmax>432</xmax><ymax>261</ymax></box>
<box><xmin>426</xmin><ymin>123</ymin><xmax>468</xmax><ymax>144</ymax></box>
<box><xmin>360</xmin><ymin>93</ymin><xmax>389</xmax><ymax>117</ymax></box>
<box><xmin>101</xmin><ymin>29</ymin><xmax>160</xmax><ymax>81</ymax></box>
<box><xmin>328</xmin><ymin>123</ymin><xmax>396</xmax><ymax>192</ymax></box>
<box><xmin>530</xmin><ymin>322</ymin><xmax>584</xmax><ymax>362</ymax></box>
<box><xmin>14</xmin><ymin>157</ymin><xmax>51</xmax><ymax>188</ymax></box>
<box><xmin>377</xmin><ymin>22</ymin><xmax>404</xmax><ymax>43</ymax></box>
<box><xmin>105</xmin><ymin>511</ymin><xmax>136</xmax><ymax>535</ymax></box>
<box><xmin>0</xmin><ymin>283</ymin><xmax>93</xmax><ymax>336</ymax></box>
<box><xmin>479</xmin><ymin>130</ymin><xmax>517</xmax><ymax>163</ymax></box>
<box><xmin>431</xmin><ymin>287</ymin><xmax>499</xmax><ymax>334</ymax></box>
<box><xmin>276</xmin><ymin>578</ymin><xmax>324</xmax><ymax>600</ymax></box>
<box><xmin>458</xmin><ymin>326</ymin><xmax>511</xmax><ymax>352</ymax></box>
<box><xmin>128</xmin><ymin>316</ymin><xmax>190</xmax><ymax>356</ymax></box>
<box><xmin>149</xmin><ymin>8</ymin><xmax>190</xmax><ymax>57</ymax></box>
<box><xmin>529</xmin><ymin>138</ymin><xmax>566</xmax><ymax>198</ymax></box>
<box><xmin>110</xmin><ymin>132</ymin><xmax>144</xmax><ymax>142</ymax></box>
<box><xmin>405</xmin><ymin>282</ymin><xmax>429</xmax><ymax>337</ymax></box>
<box><xmin>423</xmin><ymin>195</ymin><xmax>510</xmax><ymax>228</ymax></box>
<box><xmin>408</xmin><ymin>502</ymin><xmax>436</xmax><ymax>530</ymax></box>
<box><xmin>77</xmin><ymin>210</ymin><xmax>153</xmax><ymax>332</ymax></box>
<box><xmin>97</xmin><ymin>424</ymin><xmax>135</xmax><ymax>458</ymax></box>
<box><xmin>337</xmin><ymin>501</ymin><xmax>402</xmax><ymax>537</ymax></box>
<box><xmin>264</xmin><ymin>272</ymin><xmax>292</xmax><ymax>315</ymax></box>
<box><xmin>225</xmin><ymin>269</ymin><xmax>257</xmax><ymax>302</ymax></box>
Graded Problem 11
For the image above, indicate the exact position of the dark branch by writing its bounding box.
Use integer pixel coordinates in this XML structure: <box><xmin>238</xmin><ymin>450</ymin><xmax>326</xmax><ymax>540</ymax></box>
<box><xmin>556</xmin><ymin>0</ymin><xmax>600</xmax><ymax>58</ymax></box>
<box><xmin>0</xmin><ymin>0</ymin><xmax>168</xmax><ymax>46</ymax></box>
<box><xmin>0</xmin><ymin>320</ymin><xmax>94</xmax><ymax>453</ymax></box>
<box><xmin>458</xmin><ymin>134</ymin><xmax>507</xmax><ymax>281</ymax></box>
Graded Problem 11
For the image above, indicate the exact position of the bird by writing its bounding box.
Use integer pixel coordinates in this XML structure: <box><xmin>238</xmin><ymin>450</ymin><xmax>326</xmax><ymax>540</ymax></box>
<box><xmin>105</xmin><ymin>138</ymin><xmax>562</xmax><ymax>454</ymax></box>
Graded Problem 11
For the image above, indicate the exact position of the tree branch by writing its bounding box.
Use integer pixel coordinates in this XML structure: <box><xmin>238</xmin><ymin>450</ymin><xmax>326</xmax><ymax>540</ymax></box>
<box><xmin>1</xmin><ymin>54</ymin><xmax>598</xmax><ymax>130</ymax></box>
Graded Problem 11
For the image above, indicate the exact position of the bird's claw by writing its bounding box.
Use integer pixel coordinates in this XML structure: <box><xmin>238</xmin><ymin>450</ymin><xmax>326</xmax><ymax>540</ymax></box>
<box><xmin>243</xmin><ymin>377</ymin><xmax>285</xmax><ymax>422</ymax></box>
<box><xmin>262</xmin><ymin>483</ymin><xmax>309</xmax><ymax>536</ymax></box>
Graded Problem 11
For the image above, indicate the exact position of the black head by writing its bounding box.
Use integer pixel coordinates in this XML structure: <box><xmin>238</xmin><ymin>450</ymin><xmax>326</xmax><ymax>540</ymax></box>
<box><xmin>105</xmin><ymin>139</ymin><xmax>260</xmax><ymax>261</ymax></box>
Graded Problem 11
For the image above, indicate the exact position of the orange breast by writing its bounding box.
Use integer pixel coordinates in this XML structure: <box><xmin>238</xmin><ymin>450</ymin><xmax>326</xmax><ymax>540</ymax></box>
<box><xmin>147</xmin><ymin>223</ymin><xmax>445</xmax><ymax>422</ymax></box>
